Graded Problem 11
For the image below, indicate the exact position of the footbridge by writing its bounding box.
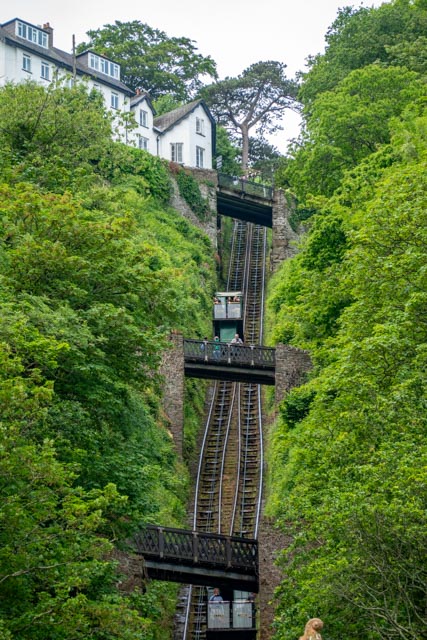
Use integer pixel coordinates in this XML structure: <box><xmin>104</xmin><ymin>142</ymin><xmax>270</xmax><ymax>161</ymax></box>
<box><xmin>134</xmin><ymin>525</ymin><xmax>259</xmax><ymax>591</ymax></box>
<box><xmin>183</xmin><ymin>339</ymin><xmax>276</xmax><ymax>385</ymax></box>
<box><xmin>217</xmin><ymin>173</ymin><xmax>273</xmax><ymax>228</ymax></box>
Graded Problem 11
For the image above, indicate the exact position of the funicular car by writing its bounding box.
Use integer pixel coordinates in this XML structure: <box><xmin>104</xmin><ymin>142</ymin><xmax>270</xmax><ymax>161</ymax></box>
<box><xmin>206</xmin><ymin>588</ymin><xmax>257</xmax><ymax>640</ymax></box>
<box><xmin>213</xmin><ymin>291</ymin><xmax>244</xmax><ymax>343</ymax></box>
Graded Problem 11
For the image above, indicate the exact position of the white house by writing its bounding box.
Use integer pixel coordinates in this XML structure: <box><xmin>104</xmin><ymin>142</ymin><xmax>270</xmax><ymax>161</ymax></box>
<box><xmin>0</xmin><ymin>17</ymin><xmax>216</xmax><ymax>169</ymax></box>
<box><xmin>129</xmin><ymin>90</ymin><xmax>157</xmax><ymax>153</ymax></box>
<box><xmin>0</xmin><ymin>19</ymin><xmax>134</xmax><ymax>122</ymax></box>
<box><xmin>154</xmin><ymin>100</ymin><xmax>216</xmax><ymax>169</ymax></box>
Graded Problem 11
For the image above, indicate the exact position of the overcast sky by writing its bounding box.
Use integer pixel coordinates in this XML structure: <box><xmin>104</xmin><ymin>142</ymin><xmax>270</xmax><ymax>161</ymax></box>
<box><xmin>7</xmin><ymin>0</ymin><xmax>385</xmax><ymax>152</ymax></box>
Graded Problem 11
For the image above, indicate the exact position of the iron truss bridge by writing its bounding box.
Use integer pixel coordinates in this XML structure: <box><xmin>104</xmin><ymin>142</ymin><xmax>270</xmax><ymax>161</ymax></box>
<box><xmin>183</xmin><ymin>339</ymin><xmax>276</xmax><ymax>385</ymax></box>
<box><xmin>134</xmin><ymin>525</ymin><xmax>259</xmax><ymax>591</ymax></box>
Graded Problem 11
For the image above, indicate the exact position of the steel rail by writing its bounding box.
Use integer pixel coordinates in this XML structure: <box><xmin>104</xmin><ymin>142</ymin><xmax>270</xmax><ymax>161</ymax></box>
<box><xmin>180</xmin><ymin>220</ymin><xmax>267</xmax><ymax>640</ymax></box>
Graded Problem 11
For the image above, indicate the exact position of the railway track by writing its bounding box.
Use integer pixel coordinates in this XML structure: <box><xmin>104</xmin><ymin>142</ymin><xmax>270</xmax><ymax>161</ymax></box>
<box><xmin>175</xmin><ymin>220</ymin><xmax>267</xmax><ymax>640</ymax></box>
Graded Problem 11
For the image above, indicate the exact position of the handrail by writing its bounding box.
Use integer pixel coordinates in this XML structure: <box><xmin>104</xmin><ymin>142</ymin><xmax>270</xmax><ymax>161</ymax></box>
<box><xmin>184</xmin><ymin>339</ymin><xmax>275</xmax><ymax>368</ymax></box>
<box><xmin>134</xmin><ymin>525</ymin><xmax>258</xmax><ymax>573</ymax></box>
<box><xmin>217</xmin><ymin>173</ymin><xmax>274</xmax><ymax>201</ymax></box>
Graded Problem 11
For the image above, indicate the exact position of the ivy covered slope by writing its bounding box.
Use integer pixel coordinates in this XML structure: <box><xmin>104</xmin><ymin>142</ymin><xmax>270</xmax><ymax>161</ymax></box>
<box><xmin>267</xmin><ymin>2</ymin><xmax>427</xmax><ymax>640</ymax></box>
<box><xmin>0</xmin><ymin>81</ymin><xmax>215</xmax><ymax>639</ymax></box>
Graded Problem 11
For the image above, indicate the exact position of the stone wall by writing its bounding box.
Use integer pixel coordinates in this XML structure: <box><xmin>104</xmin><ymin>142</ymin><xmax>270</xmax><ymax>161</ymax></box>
<box><xmin>275</xmin><ymin>343</ymin><xmax>312</xmax><ymax>405</ymax></box>
<box><xmin>270</xmin><ymin>189</ymin><xmax>299</xmax><ymax>271</ymax></box>
<box><xmin>159</xmin><ymin>332</ymin><xmax>185</xmax><ymax>458</ymax></box>
<box><xmin>169</xmin><ymin>168</ymin><xmax>218</xmax><ymax>246</ymax></box>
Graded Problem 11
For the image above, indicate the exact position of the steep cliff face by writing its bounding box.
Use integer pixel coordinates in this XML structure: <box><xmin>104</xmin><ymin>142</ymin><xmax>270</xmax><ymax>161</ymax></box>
<box><xmin>168</xmin><ymin>168</ymin><xmax>218</xmax><ymax>247</ymax></box>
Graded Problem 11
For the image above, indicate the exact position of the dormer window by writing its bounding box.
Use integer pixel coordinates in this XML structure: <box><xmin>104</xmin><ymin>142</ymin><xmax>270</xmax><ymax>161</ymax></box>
<box><xmin>89</xmin><ymin>53</ymin><xmax>120</xmax><ymax>79</ymax></box>
<box><xmin>16</xmin><ymin>21</ymin><xmax>48</xmax><ymax>48</ymax></box>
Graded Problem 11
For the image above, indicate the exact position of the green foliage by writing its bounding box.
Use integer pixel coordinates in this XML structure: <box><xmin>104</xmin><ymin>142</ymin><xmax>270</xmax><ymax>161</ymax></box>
<box><xmin>0</xmin><ymin>429</ymin><xmax>154</xmax><ymax>639</ymax></box>
<box><xmin>0</xmin><ymin>81</ymin><xmax>217</xmax><ymax>637</ymax></box>
<box><xmin>173</xmin><ymin>166</ymin><xmax>211</xmax><ymax>220</ymax></box>
<box><xmin>285</xmin><ymin>65</ymin><xmax>426</xmax><ymax>201</ymax></box>
<box><xmin>0</xmin><ymin>82</ymin><xmax>175</xmax><ymax>205</ymax></box>
<box><xmin>78</xmin><ymin>20</ymin><xmax>217</xmax><ymax>100</ymax></box>
<box><xmin>0</xmin><ymin>80</ymin><xmax>112</xmax><ymax>192</ymax></box>
<box><xmin>98</xmin><ymin>142</ymin><xmax>172</xmax><ymax>203</ymax></box>
<box><xmin>214</xmin><ymin>126</ymin><xmax>242</xmax><ymax>175</ymax></box>
<box><xmin>267</xmin><ymin>87</ymin><xmax>427</xmax><ymax>640</ymax></box>
<box><xmin>300</xmin><ymin>0</ymin><xmax>427</xmax><ymax>105</ymax></box>
<box><xmin>152</xmin><ymin>94</ymin><xmax>183</xmax><ymax>116</ymax></box>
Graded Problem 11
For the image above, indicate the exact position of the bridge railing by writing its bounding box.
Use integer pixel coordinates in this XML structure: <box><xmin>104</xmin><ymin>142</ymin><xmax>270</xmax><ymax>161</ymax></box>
<box><xmin>134</xmin><ymin>525</ymin><xmax>258</xmax><ymax>573</ymax></box>
<box><xmin>184</xmin><ymin>339</ymin><xmax>275</xmax><ymax>369</ymax></box>
<box><xmin>218</xmin><ymin>173</ymin><xmax>273</xmax><ymax>201</ymax></box>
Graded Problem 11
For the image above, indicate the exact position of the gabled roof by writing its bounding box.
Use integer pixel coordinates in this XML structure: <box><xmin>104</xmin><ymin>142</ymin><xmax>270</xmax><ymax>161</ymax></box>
<box><xmin>154</xmin><ymin>99</ymin><xmax>215</xmax><ymax>133</ymax></box>
<box><xmin>154</xmin><ymin>99</ymin><xmax>216</xmax><ymax>154</ymax></box>
<box><xmin>0</xmin><ymin>18</ymin><xmax>133</xmax><ymax>95</ymax></box>
<box><xmin>130</xmin><ymin>91</ymin><xmax>156</xmax><ymax>114</ymax></box>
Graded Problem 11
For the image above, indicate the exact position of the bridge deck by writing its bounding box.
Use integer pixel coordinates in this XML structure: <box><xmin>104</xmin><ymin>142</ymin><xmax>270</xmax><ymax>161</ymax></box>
<box><xmin>184</xmin><ymin>339</ymin><xmax>275</xmax><ymax>385</ymax></box>
<box><xmin>134</xmin><ymin>526</ymin><xmax>259</xmax><ymax>591</ymax></box>
<box><xmin>216</xmin><ymin>174</ymin><xmax>273</xmax><ymax>228</ymax></box>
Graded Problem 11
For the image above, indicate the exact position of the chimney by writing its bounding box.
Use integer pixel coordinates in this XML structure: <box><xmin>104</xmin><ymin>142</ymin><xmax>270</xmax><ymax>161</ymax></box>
<box><xmin>42</xmin><ymin>22</ymin><xmax>53</xmax><ymax>48</ymax></box>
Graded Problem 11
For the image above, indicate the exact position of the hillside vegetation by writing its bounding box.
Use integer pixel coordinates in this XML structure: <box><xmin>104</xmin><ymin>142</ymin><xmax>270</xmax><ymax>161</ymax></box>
<box><xmin>267</xmin><ymin>1</ymin><xmax>427</xmax><ymax>639</ymax></box>
<box><xmin>0</xmin><ymin>81</ymin><xmax>216</xmax><ymax>639</ymax></box>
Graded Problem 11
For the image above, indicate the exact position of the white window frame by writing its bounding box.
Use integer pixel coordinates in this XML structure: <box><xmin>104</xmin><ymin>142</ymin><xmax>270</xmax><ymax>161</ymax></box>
<box><xmin>22</xmin><ymin>54</ymin><xmax>31</xmax><ymax>73</ymax></box>
<box><xmin>138</xmin><ymin>136</ymin><xmax>149</xmax><ymax>151</ymax></box>
<box><xmin>89</xmin><ymin>53</ymin><xmax>119</xmax><ymax>79</ymax></box>
<box><xmin>171</xmin><ymin>143</ymin><xmax>183</xmax><ymax>163</ymax></box>
<box><xmin>41</xmin><ymin>61</ymin><xmax>50</xmax><ymax>81</ymax></box>
<box><xmin>196</xmin><ymin>117</ymin><xmax>205</xmax><ymax>135</ymax></box>
<box><xmin>139</xmin><ymin>109</ymin><xmax>148</xmax><ymax>127</ymax></box>
<box><xmin>17</xmin><ymin>21</ymin><xmax>48</xmax><ymax>48</ymax></box>
<box><xmin>111</xmin><ymin>92</ymin><xmax>119</xmax><ymax>110</ymax></box>
<box><xmin>196</xmin><ymin>146</ymin><xmax>205</xmax><ymax>168</ymax></box>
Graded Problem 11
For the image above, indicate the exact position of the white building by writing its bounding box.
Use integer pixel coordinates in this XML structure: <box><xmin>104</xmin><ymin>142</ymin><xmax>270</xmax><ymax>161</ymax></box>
<box><xmin>0</xmin><ymin>17</ymin><xmax>216</xmax><ymax>169</ymax></box>
<box><xmin>154</xmin><ymin>100</ymin><xmax>216</xmax><ymax>169</ymax></box>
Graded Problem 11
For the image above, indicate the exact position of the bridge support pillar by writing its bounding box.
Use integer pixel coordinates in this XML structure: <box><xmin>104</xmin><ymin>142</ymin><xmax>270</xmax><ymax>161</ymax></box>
<box><xmin>271</xmin><ymin>189</ymin><xmax>299</xmax><ymax>271</ymax></box>
<box><xmin>274</xmin><ymin>343</ymin><xmax>312</xmax><ymax>406</ymax></box>
<box><xmin>160</xmin><ymin>332</ymin><xmax>185</xmax><ymax>458</ymax></box>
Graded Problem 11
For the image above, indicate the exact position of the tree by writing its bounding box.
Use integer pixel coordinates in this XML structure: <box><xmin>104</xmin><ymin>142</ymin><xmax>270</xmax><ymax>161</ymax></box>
<box><xmin>0</xmin><ymin>81</ymin><xmax>113</xmax><ymax>191</ymax></box>
<box><xmin>283</xmin><ymin>64</ymin><xmax>425</xmax><ymax>201</ymax></box>
<box><xmin>78</xmin><ymin>21</ymin><xmax>217</xmax><ymax>101</ymax></box>
<box><xmin>267</xmin><ymin>97</ymin><xmax>427</xmax><ymax>640</ymax></box>
<box><xmin>299</xmin><ymin>0</ymin><xmax>427</xmax><ymax>105</ymax></box>
<box><xmin>201</xmin><ymin>61</ymin><xmax>298</xmax><ymax>170</ymax></box>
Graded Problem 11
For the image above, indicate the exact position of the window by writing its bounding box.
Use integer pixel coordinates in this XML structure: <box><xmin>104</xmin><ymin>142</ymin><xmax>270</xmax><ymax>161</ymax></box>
<box><xmin>196</xmin><ymin>146</ymin><xmax>205</xmax><ymax>168</ymax></box>
<box><xmin>41</xmin><ymin>61</ymin><xmax>50</xmax><ymax>80</ymax></box>
<box><xmin>17</xmin><ymin>21</ymin><xmax>48</xmax><ymax>48</ymax></box>
<box><xmin>171</xmin><ymin>143</ymin><xmax>183</xmax><ymax>163</ymax></box>
<box><xmin>138</xmin><ymin>136</ymin><xmax>149</xmax><ymax>151</ymax></box>
<box><xmin>111</xmin><ymin>92</ymin><xmax>119</xmax><ymax>110</ymax></box>
<box><xmin>139</xmin><ymin>109</ymin><xmax>148</xmax><ymax>127</ymax></box>
<box><xmin>196</xmin><ymin>117</ymin><xmax>205</xmax><ymax>135</ymax></box>
<box><xmin>22</xmin><ymin>54</ymin><xmax>31</xmax><ymax>73</ymax></box>
<box><xmin>89</xmin><ymin>53</ymin><xmax>119</xmax><ymax>79</ymax></box>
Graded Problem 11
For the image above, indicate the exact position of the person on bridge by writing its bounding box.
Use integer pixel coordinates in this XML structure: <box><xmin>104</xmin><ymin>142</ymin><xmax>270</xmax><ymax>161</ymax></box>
<box><xmin>213</xmin><ymin>336</ymin><xmax>221</xmax><ymax>360</ymax></box>
<box><xmin>230</xmin><ymin>333</ymin><xmax>243</xmax><ymax>344</ymax></box>
<box><xmin>209</xmin><ymin>588</ymin><xmax>223</xmax><ymax>602</ymax></box>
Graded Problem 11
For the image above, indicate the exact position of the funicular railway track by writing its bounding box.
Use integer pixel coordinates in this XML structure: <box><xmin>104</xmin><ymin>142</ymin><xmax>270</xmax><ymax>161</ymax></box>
<box><xmin>175</xmin><ymin>221</ymin><xmax>267</xmax><ymax>640</ymax></box>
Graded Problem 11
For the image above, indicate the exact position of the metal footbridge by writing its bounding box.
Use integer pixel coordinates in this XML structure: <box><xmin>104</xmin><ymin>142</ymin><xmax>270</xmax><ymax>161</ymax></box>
<box><xmin>183</xmin><ymin>339</ymin><xmax>275</xmax><ymax>385</ymax></box>
<box><xmin>135</xmin><ymin>525</ymin><xmax>258</xmax><ymax>591</ymax></box>
<box><xmin>216</xmin><ymin>173</ymin><xmax>273</xmax><ymax>228</ymax></box>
